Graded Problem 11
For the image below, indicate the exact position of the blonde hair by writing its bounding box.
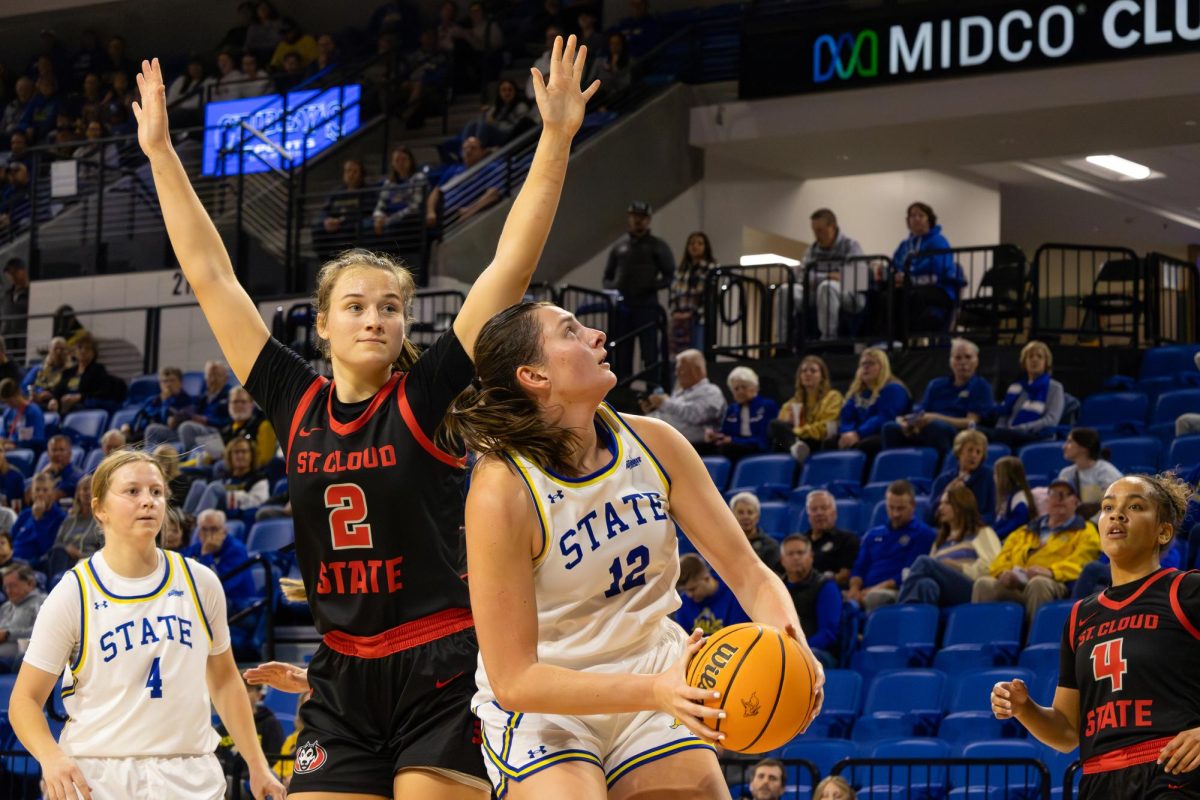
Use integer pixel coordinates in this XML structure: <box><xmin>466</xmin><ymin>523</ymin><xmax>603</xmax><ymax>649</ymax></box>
<box><xmin>91</xmin><ymin>450</ymin><xmax>167</xmax><ymax>511</ymax></box>
<box><xmin>1019</xmin><ymin>340</ymin><xmax>1053</xmax><ymax>373</ymax></box>
<box><xmin>814</xmin><ymin>776</ymin><xmax>857</xmax><ymax>800</ymax></box>
<box><xmin>952</xmin><ymin>429</ymin><xmax>988</xmax><ymax>459</ymax></box>
<box><xmin>153</xmin><ymin>444</ymin><xmax>181</xmax><ymax>481</ymax></box>
<box><xmin>313</xmin><ymin>249</ymin><xmax>420</xmax><ymax>371</ymax></box>
<box><xmin>847</xmin><ymin>347</ymin><xmax>903</xmax><ymax>404</ymax></box>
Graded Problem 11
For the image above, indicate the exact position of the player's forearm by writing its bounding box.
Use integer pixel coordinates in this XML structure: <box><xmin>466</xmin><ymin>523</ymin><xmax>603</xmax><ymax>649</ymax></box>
<box><xmin>496</xmin><ymin>662</ymin><xmax>659</xmax><ymax>716</ymax></box>
<box><xmin>488</xmin><ymin>128</ymin><xmax>572</xmax><ymax>280</ymax></box>
<box><xmin>728</xmin><ymin>563</ymin><xmax>806</xmax><ymax>648</ymax></box>
<box><xmin>1014</xmin><ymin>703</ymin><xmax>1079</xmax><ymax>752</ymax></box>
<box><xmin>147</xmin><ymin>148</ymin><xmax>237</xmax><ymax>291</ymax></box>
<box><xmin>10</xmin><ymin>693</ymin><xmax>64</xmax><ymax>764</ymax></box>
<box><xmin>208</xmin><ymin>659</ymin><xmax>272</xmax><ymax>772</ymax></box>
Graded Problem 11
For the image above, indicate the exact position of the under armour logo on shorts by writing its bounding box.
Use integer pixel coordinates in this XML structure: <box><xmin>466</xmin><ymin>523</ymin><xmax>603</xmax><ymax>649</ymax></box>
<box><xmin>528</xmin><ymin>745</ymin><xmax>547</xmax><ymax>758</ymax></box>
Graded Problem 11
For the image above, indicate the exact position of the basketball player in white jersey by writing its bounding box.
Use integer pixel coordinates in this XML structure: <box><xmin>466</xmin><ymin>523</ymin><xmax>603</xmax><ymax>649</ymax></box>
<box><xmin>441</xmin><ymin>302</ymin><xmax>825</xmax><ymax>798</ymax></box>
<box><xmin>8</xmin><ymin>450</ymin><xmax>285</xmax><ymax>800</ymax></box>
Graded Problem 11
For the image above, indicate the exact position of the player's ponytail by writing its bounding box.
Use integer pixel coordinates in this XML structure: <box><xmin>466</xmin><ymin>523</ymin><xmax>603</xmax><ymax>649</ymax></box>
<box><xmin>1126</xmin><ymin>472</ymin><xmax>1193</xmax><ymax>552</ymax></box>
<box><xmin>440</xmin><ymin>301</ymin><xmax>580</xmax><ymax>474</ymax></box>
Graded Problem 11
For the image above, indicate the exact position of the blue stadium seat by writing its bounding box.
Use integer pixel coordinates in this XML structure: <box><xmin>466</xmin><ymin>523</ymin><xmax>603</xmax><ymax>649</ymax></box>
<box><xmin>867</xmin><ymin>498</ymin><xmax>930</xmax><ymax>530</ymax></box>
<box><xmin>1104</xmin><ymin>436</ymin><xmax>1162</xmax><ymax>473</ymax></box>
<box><xmin>939</xmin><ymin>667</ymin><xmax>1034</xmax><ymax>745</ymax></box>
<box><xmin>109</xmin><ymin>406</ymin><xmax>140</xmax><ymax>432</ymax></box>
<box><xmin>759</xmin><ymin>501</ymin><xmax>789</xmax><ymax>539</ymax></box>
<box><xmin>1018</xmin><ymin>643</ymin><xmax>1060</xmax><ymax>680</ymax></box>
<box><xmin>182</xmin><ymin>371</ymin><xmax>206</xmax><ymax>398</ymax></box>
<box><xmin>862</xmin><ymin>738</ymin><xmax>952</xmax><ymax>798</ymax></box>
<box><xmin>42</xmin><ymin>412</ymin><xmax>60</xmax><ymax>438</ymax></box>
<box><xmin>246</xmin><ymin>520</ymin><xmax>295</xmax><ymax>554</ymax></box>
<box><xmin>1138</xmin><ymin>344</ymin><xmax>1200</xmax><ymax>382</ymax></box>
<box><xmin>799</xmin><ymin>451</ymin><xmax>867</xmax><ymax>489</ymax></box>
<box><xmin>61</xmin><ymin>409</ymin><xmax>109</xmax><ymax>449</ymax></box>
<box><xmin>1167</xmin><ymin>435</ymin><xmax>1200</xmax><ymax>471</ymax></box>
<box><xmin>1027</xmin><ymin>600</ymin><xmax>1075</xmax><ymax>647</ymax></box>
<box><xmin>0</xmin><ymin>674</ymin><xmax>15</xmax><ymax>707</ymax></box>
<box><xmin>933</xmin><ymin>603</ymin><xmax>1024</xmax><ymax>672</ymax></box>
<box><xmin>1077</xmin><ymin>392</ymin><xmax>1149</xmax><ymax>437</ymax></box>
<box><xmin>701</xmin><ymin>456</ymin><xmax>732</xmax><ymax>490</ymax></box>
<box><xmin>867</xmin><ymin>447</ymin><xmax>939</xmax><ymax>486</ymax></box>
<box><xmin>5</xmin><ymin>448</ymin><xmax>34</xmax><ymax>477</ymax></box>
<box><xmin>729</xmin><ymin>454</ymin><xmax>796</xmax><ymax>500</ymax></box>
<box><xmin>779</xmin><ymin>738</ymin><xmax>858</xmax><ymax>779</ymax></box>
<box><xmin>804</xmin><ymin>669</ymin><xmax>862</xmax><ymax>739</ymax></box>
<box><xmin>81</xmin><ymin>447</ymin><xmax>104</xmax><ymax>474</ymax></box>
<box><xmin>1018</xmin><ymin>442</ymin><xmax>1070</xmax><ymax>486</ymax></box>
<box><xmin>852</xmin><ymin>670</ymin><xmax>946</xmax><ymax>744</ymax></box>
<box><xmin>1151</xmin><ymin>389</ymin><xmax>1200</xmax><ymax>427</ymax></box>
<box><xmin>951</xmin><ymin>740</ymin><xmax>1045</xmax><ymax>798</ymax></box>
<box><xmin>126</xmin><ymin>374</ymin><xmax>160</xmax><ymax>405</ymax></box>
<box><xmin>851</xmin><ymin>606</ymin><xmax>939</xmax><ymax>676</ymax></box>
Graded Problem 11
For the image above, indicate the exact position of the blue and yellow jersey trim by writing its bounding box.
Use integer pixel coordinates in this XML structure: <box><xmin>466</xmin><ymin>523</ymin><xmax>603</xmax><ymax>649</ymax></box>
<box><xmin>503</xmin><ymin>453</ymin><xmax>553</xmax><ymax>569</ymax></box>
<box><xmin>68</xmin><ymin>568</ymin><xmax>88</xmax><ymax>676</ymax></box>
<box><xmin>602</xmin><ymin>402</ymin><xmax>671</xmax><ymax>495</ymax></box>
<box><xmin>540</xmin><ymin>411</ymin><xmax>624</xmax><ymax>488</ymax></box>
<box><xmin>481</xmin><ymin>703</ymin><xmax>602</xmax><ymax>798</ymax></box>
<box><xmin>605</xmin><ymin>737</ymin><xmax>714</xmax><ymax>788</ymax></box>
<box><xmin>177</xmin><ymin>553</ymin><xmax>214</xmax><ymax>645</ymax></box>
<box><xmin>84</xmin><ymin>549</ymin><xmax>173</xmax><ymax>603</ymax></box>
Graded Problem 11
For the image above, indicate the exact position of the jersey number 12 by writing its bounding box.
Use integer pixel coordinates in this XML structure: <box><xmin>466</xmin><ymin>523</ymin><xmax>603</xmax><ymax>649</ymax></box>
<box><xmin>326</xmin><ymin>483</ymin><xmax>373</xmax><ymax>549</ymax></box>
<box><xmin>604</xmin><ymin>546</ymin><xmax>650</xmax><ymax>598</ymax></box>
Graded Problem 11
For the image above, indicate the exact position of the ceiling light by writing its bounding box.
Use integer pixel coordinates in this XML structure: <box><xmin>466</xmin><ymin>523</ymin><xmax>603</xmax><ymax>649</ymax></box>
<box><xmin>1085</xmin><ymin>154</ymin><xmax>1152</xmax><ymax>180</ymax></box>
<box><xmin>740</xmin><ymin>253</ymin><xmax>800</xmax><ymax>267</ymax></box>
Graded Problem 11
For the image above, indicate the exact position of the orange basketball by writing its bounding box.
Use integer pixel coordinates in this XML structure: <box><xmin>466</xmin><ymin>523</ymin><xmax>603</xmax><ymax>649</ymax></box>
<box><xmin>685</xmin><ymin>623</ymin><xmax>817</xmax><ymax>754</ymax></box>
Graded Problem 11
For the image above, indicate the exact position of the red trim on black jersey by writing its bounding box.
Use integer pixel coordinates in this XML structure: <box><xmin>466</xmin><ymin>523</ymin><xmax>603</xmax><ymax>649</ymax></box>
<box><xmin>1082</xmin><ymin>735</ymin><xmax>1173</xmax><ymax>774</ymax></box>
<box><xmin>322</xmin><ymin>607</ymin><xmax>474</xmax><ymax>658</ymax></box>
<box><xmin>1169</xmin><ymin>571</ymin><xmax>1200</xmax><ymax>641</ymax></box>
<box><xmin>1098</xmin><ymin>567</ymin><xmax>1175</xmax><ymax>611</ymax></box>
<box><xmin>396</xmin><ymin>372</ymin><xmax>467</xmax><ymax>469</ymax></box>
<box><xmin>287</xmin><ymin>376</ymin><xmax>329</xmax><ymax>464</ymax></box>
<box><xmin>1069</xmin><ymin>598</ymin><xmax>1083</xmax><ymax>652</ymax></box>
<box><xmin>327</xmin><ymin>371</ymin><xmax>403</xmax><ymax>436</ymax></box>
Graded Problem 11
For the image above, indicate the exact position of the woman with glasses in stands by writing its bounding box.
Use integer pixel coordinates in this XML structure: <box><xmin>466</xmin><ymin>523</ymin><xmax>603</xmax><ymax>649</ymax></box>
<box><xmin>133</xmin><ymin>40</ymin><xmax>597</xmax><ymax>800</ymax></box>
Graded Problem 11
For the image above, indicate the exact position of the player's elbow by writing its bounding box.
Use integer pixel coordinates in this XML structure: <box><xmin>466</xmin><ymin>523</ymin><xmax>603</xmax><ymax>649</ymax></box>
<box><xmin>491</xmin><ymin>676</ymin><xmax>527</xmax><ymax>711</ymax></box>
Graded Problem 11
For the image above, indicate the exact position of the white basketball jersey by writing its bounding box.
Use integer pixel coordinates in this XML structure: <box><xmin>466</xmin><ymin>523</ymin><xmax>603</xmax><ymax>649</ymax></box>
<box><xmin>59</xmin><ymin>550</ymin><xmax>221</xmax><ymax>757</ymax></box>
<box><xmin>475</xmin><ymin>404</ymin><xmax>681</xmax><ymax>702</ymax></box>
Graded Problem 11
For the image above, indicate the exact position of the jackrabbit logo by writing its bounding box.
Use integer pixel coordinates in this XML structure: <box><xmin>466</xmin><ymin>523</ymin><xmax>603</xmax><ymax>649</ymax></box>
<box><xmin>293</xmin><ymin>741</ymin><xmax>328</xmax><ymax>774</ymax></box>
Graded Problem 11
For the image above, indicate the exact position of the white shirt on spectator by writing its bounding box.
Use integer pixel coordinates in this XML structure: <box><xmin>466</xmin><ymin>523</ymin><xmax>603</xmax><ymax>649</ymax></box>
<box><xmin>647</xmin><ymin>378</ymin><xmax>726</xmax><ymax>445</ymax></box>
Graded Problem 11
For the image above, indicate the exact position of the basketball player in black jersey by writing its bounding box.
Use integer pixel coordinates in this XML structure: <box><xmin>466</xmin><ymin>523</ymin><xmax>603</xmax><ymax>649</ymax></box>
<box><xmin>133</xmin><ymin>41</ymin><xmax>598</xmax><ymax>800</ymax></box>
<box><xmin>992</xmin><ymin>473</ymin><xmax>1200</xmax><ymax>799</ymax></box>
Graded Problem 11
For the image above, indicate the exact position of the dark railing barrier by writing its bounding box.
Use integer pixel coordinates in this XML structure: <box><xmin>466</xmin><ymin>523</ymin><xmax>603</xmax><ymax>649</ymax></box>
<box><xmin>832</xmin><ymin>757</ymin><xmax>1053</xmax><ymax>800</ymax></box>
<box><xmin>721</xmin><ymin>756</ymin><xmax>821</xmax><ymax>799</ymax></box>
<box><xmin>902</xmin><ymin>244</ymin><xmax>1030</xmax><ymax>345</ymax></box>
<box><xmin>0</xmin><ymin>751</ymin><xmax>43</xmax><ymax>798</ymax></box>
<box><xmin>408</xmin><ymin>290</ymin><xmax>466</xmax><ymax>348</ymax></box>
<box><xmin>705</xmin><ymin>264</ymin><xmax>796</xmax><ymax>360</ymax></box>
<box><xmin>1032</xmin><ymin>243</ymin><xmax>1144</xmax><ymax>347</ymax></box>
<box><xmin>1146</xmin><ymin>252</ymin><xmax>1199</xmax><ymax>345</ymax></box>
<box><xmin>559</xmin><ymin>284</ymin><xmax>616</xmax><ymax>334</ymax></box>
<box><xmin>794</xmin><ymin>254</ymin><xmax>891</xmax><ymax>351</ymax></box>
<box><xmin>1063</xmin><ymin>758</ymin><xmax>1083</xmax><ymax>800</ymax></box>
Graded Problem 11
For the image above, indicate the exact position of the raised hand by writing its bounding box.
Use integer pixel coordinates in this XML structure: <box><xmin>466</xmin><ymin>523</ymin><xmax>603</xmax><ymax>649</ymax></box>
<box><xmin>528</xmin><ymin>35</ymin><xmax>601</xmax><ymax>138</ymax></box>
<box><xmin>131</xmin><ymin>58</ymin><xmax>172</xmax><ymax>160</ymax></box>
<box><xmin>991</xmin><ymin>678</ymin><xmax>1030</xmax><ymax>720</ymax></box>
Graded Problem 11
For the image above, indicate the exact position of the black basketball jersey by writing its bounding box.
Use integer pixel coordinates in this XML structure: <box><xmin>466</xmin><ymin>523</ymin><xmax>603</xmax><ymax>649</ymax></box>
<box><xmin>1061</xmin><ymin>567</ymin><xmax>1200</xmax><ymax>766</ymax></box>
<box><xmin>246</xmin><ymin>333</ymin><xmax>474</xmax><ymax>640</ymax></box>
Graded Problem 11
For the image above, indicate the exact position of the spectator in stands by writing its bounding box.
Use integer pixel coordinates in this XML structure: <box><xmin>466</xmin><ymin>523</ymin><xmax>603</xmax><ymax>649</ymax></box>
<box><xmin>99</xmin><ymin>428</ymin><xmax>125</xmax><ymax>455</ymax></box>
<box><xmin>187</xmin><ymin>385</ymin><xmax>276</xmax><ymax>469</ymax></box>
<box><xmin>893</xmin><ymin>201</ymin><xmax>957</xmax><ymax>334</ymax></box>
<box><xmin>6</xmin><ymin>132</ymin><xmax>31</xmax><ymax>168</ymax></box>
<box><xmin>216</xmin><ymin>679</ymin><xmax>285</xmax><ymax>777</ymax></box>
<box><xmin>51</xmin><ymin>333</ymin><xmax>121</xmax><ymax>414</ymax></box>
<box><xmin>424</xmin><ymin>137</ymin><xmax>503</xmax><ymax>228</ymax></box>
<box><xmin>25</xmin><ymin>336</ymin><xmax>69</xmax><ymax>408</ymax></box>
<box><xmin>270</xmin><ymin>17</ymin><xmax>318</xmax><ymax>70</ymax></box>
<box><xmin>185</xmin><ymin>508</ymin><xmax>257</xmax><ymax>605</ymax></box>
<box><xmin>729</xmin><ymin>492</ymin><xmax>781</xmax><ymax>573</ymax></box>
<box><xmin>399</xmin><ymin>29</ymin><xmax>449</xmax><ymax>129</ymax></box>
<box><xmin>219</xmin><ymin>2</ymin><xmax>256</xmax><ymax>52</ymax></box>
<box><xmin>436</xmin><ymin>0</ymin><xmax>465</xmax><ymax>56</ymax></box>
<box><xmin>881</xmin><ymin>338</ymin><xmax>994</xmax><ymax>455</ymax></box>
<box><xmin>704</xmin><ymin>366</ymin><xmax>778</xmax><ymax>461</ymax></box>
<box><xmin>463</xmin><ymin>79</ymin><xmax>531</xmax><ymax>149</ymax></box>
<box><xmin>972</xmin><ymin>477</ymin><xmax>1099</xmax><ymax>619</ymax></box>
<box><xmin>929</xmin><ymin>429</ymin><xmax>995</xmax><ymax>523</ymax></box>
<box><xmin>2</xmin><ymin>78</ymin><xmax>35</xmax><ymax>138</ymax></box>
<box><xmin>993</xmin><ymin>456</ymin><xmax>1036</xmax><ymax>540</ymax></box>
<box><xmin>154</xmin><ymin>444</ymin><xmax>196</xmax><ymax>508</ymax></box>
<box><xmin>314</xmin><ymin>33</ymin><xmax>339</xmax><ymax>72</ymax></box>
<box><xmin>372</xmin><ymin>146</ymin><xmax>428</xmax><ymax>238</ymax></box>
<box><xmin>741</xmin><ymin>758</ymin><xmax>786</xmax><ymax>800</ymax></box>
<box><xmin>0</xmin><ymin>378</ymin><xmax>45</xmax><ymax>453</ymax></box>
<box><xmin>71</xmin><ymin>29</ymin><xmax>105</xmax><ymax>86</ymax></box>
<box><xmin>0</xmin><ymin>340</ymin><xmax>20</xmax><ymax>388</ymax></box>
<box><xmin>237</xmin><ymin>53</ymin><xmax>271</xmax><ymax>98</ymax></box>
<box><xmin>20</xmin><ymin>75</ymin><xmax>62</xmax><ymax>142</ymax></box>
<box><xmin>0</xmin><ymin>565</ymin><xmax>45</xmax><ymax>668</ymax></box>
<box><xmin>72</xmin><ymin>120</ymin><xmax>120</xmax><ymax>171</ymax></box>
<box><xmin>170</xmin><ymin>360</ymin><xmax>232</xmax><ymax>451</ymax></box>
<box><xmin>159</xmin><ymin>505</ymin><xmax>188</xmax><ymax>553</ymax></box>
<box><xmin>675</xmin><ymin>553</ymin><xmax>750</xmax><ymax>634</ymax></box>
<box><xmin>640</xmin><ymin>348</ymin><xmax>725</xmax><ymax>446</ymax></box>
<box><xmin>100</xmin><ymin>36</ymin><xmax>136</xmax><ymax>85</ymax></box>
<box><xmin>244</xmin><ymin>0</ymin><xmax>284</xmax><ymax>61</ymax></box>
<box><xmin>165</xmin><ymin>58</ymin><xmax>214</xmax><ymax>127</ymax></box>
<box><xmin>211</xmin><ymin>50</ymin><xmax>246</xmax><ymax>102</ymax></box>
<box><xmin>1174</xmin><ymin>352</ymin><xmax>1200</xmax><ymax>437</ymax></box>
<box><xmin>801</xmin><ymin>208</ymin><xmax>865</xmax><ymax>341</ymax></box>
<box><xmin>0</xmin><ymin>449</ymin><xmax>26</xmax><ymax>510</ymax></box>
<box><xmin>802</xmin><ymin>490</ymin><xmax>859</xmax><ymax>588</ymax></box>
<box><xmin>0</xmin><ymin>531</ymin><xmax>18</xmax><ymax>571</ymax></box>
<box><xmin>73</xmin><ymin>73</ymin><xmax>106</xmax><ymax>125</ymax></box>
<box><xmin>1059</xmin><ymin>427</ymin><xmax>1123</xmax><ymax>519</ymax></box>
<box><xmin>273</xmin><ymin>53</ymin><xmax>307</xmax><ymax>93</ymax></box>
<box><xmin>780</xmin><ymin>534</ymin><xmax>840</xmax><ymax>668</ymax></box>
<box><xmin>576</xmin><ymin>11</ymin><xmax>604</xmax><ymax>56</ymax></box>
<box><xmin>452</xmin><ymin>2</ymin><xmax>505</xmax><ymax>88</ymax></box>
<box><xmin>45</xmin><ymin>475</ymin><xmax>101</xmax><ymax>574</ymax></box>
<box><xmin>772</xmin><ymin>355</ymin><xmax>843</xmax><ymax>464</ymax></box>
<box><xmin>12</xmin><ymin>472</ymin><xmax>66</xmax><ymax>564</ymax></box>
<box><xmin>0</xmin><ymin>259</ymin><xmax>29</xmax><ymax>359</ymax></box>
<box><xmin>615</xmin><ymin>0</ymin><xmax>662</xmax><ymax>57</ymax></box>
<box><xmin>669</xmin><ymin>231</ymin><xmax>716</xmax><ymax>356</ymax></box>
<box><xmin>40</xmin><ymin>434</ymin><xmax>82</xmax><ymax>501</ymax></box>
<box><xmin>603</xmin><ymin>200</ymin><xmax>674</xmax><ymax>378</ymax></box>
<box><xmin>313</xmin><ymin>159</ymin><xmax>374</xmax><ymax>260</ymax></box>
<box><xmin>898</xmin><ymin>484</ymin><xmax>1000</xmax><ymax>608</ymax></box>
<box><xmin>590</xmin><ymin>32</ymin><xmax>632</xmax><ymax>105</ymax></box>
<box><xmin>847</xmin><ymin>479</ymin><xmax>936</xmax><ymax>612</ymax></box>
<box><xmin>838</xmin><ymin>348</ymin><xmax>910</xmax><ymax>461</ymax></box>
<box><xmin>202</xmin><ymin>437</ymin><xmax>269</xmax><ymax>518</ymax></box>
<box><xmin>814</xmin><ymin>776</ymin><xmax>857</xmax><ymax>800</ymax></box>
<box><xmin>47</xmin><ymin>113</ymin><xmax>82</xmax><ymax>160</ymax></box>
<box><xmin>0</xmin><ymin>162</ymin><xmax>32</xmax><ymax>239</ymax></box>
<box><xmin>981</xmin><ymin>340</ymin><xmax>1064</xmax><ymax>448</ymax></box>
<box><xmin>127</xmin><ymin>365</ymin><xmax>192</xmax><ymax>444</ymax></box>
<box><xmin>49</xmin><ymin>304</ymin><xmax>84</xmax><ymax>345</ymax></box>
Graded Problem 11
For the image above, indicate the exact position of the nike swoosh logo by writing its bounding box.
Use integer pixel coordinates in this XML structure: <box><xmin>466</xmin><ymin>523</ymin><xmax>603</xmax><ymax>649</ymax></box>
<box><xmin>435</xmin><ymin>671</ymin><xmax>465</xmax><ymax>690</ymax></box>
<box><xmin>298</xmin><ymin>427</ymin><xmax>323</xmax><ymax>437</ymax></box>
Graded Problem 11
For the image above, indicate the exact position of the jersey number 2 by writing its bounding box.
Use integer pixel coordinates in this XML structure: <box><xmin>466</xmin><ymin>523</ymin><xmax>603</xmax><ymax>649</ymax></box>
<box><xmin>146</xmin><ymin>657</ymin><xmax>164</xmax><ymax>699</ymax></box>
<box><xmin>604</xmin><ymin>546</ymin><xmax>650</xmax><ymax>598</ymax></box>
<box><xmin>1091</xmin><ymin>638</ymin><xmax>1128</xmax><ymax>691</ymax></box>
<box><xmin>326</xmin><ymin>483</ymin><xmax>373</xmax><ymax>549</ymax></box>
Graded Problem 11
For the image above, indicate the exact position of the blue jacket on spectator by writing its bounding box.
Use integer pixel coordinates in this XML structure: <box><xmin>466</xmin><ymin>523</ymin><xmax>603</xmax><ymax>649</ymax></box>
<box><xmin>930</xmin><ymin>464</ymin><xmax>996</xmax><ymax>524</ymax></box>
<box><xmin>993</xmin><ymin>493</ymin><xmax>1031</xmax><ymax>540</ymax></box>
<box><xmin>893</xmin><ymin>224</ymin><xmax>958</xmax><ymax>301</ymax></box>
<box><xmin>134</xmin><ymin>390</ymin><xmax>194</xmax><ymax>432</ymax></box>
<box><xmin>853</xmin><ymin>517</ymin><xmax>937</xmax><ymax>587</ymax></box>
<box><xmin>12</xmin><ymin>503</ymin><xmax>67</xmax><ymax>562</ymax></box>
<box><xmin>840</xmin><ymin>383</ymin><xmax>911</xmax><ymax>438</ymax></box>
<box><xmin>196</xmin><ymin>385</ymin><xmax>233</xmax><ymax>429</ymax></box>
<box><xmin>919</xmin><ymin>375</ymin><xmax>994</xmax><ymax>421</ymax></box>
<box><xmin>2</xmin><ymin>401</ymin><xmax>45</xmax><ymax>452</ymax></box>
<box><xmin>718</xmin><ymin>395</ymin><xmax>779</xmax><ymax>453</ymax></box>
<box><xmin>0</xmin><ymin>469</ymin><xmax>24</xmax><ymax>507</ymax></box>
<box><xmin>784</xmin><ymin>573</ymin><xmax>842</xmax><ymax>653</ymax></box>
<box><xmin>185</xmin><ymin>535</ymin><xmax>257</xmax><ymax>603</ymax></box>
<box><xmin>44</xmin><ymin>463</ymin><xmax>82</xmax><ymax>498</ymax></box>
<box><xmin>675</xmin><ymin>574</ymin><xmax>749</xmax><ymax>635</ymax></box>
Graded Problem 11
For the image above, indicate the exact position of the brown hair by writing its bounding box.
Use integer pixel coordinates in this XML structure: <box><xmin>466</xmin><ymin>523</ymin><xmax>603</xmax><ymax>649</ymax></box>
<box><xmin>153</xmin><ymin>443</ymin><xmax>181</xmax><ymax>481</ymax></box>
<box><xmin>440</xmin><ymin>302</ymin><xmax>580</xmax><ymax>474</ymax></box>
<box><xmin>752</xmin><ymin>757</ymin><xmax>786</xmax><ymax>784</ymax></box>
<box><xmin>677</xmin><ymin>553</ymin><xmax>710</xmax><ymax>587</ymax></box>
<box><xmin>158</xmin><ymin>366</ymin><xmax>183</xmax><ymax>381</ymax></box>
<box><xmin>1121</xmin><ymin>472</ymin><xmax>1193</xmax><ymax>552</ymax></box>
<box><xmin>91</xmin><ymin>450</ymin><xmax>166</xmax><ymax>511</ymax></box>
<box><xmin>223</xmin><ymin>436</ymin><xmax>254</xmax><ymax>469</ymax></box>
<box><xmin>0</xmin><ymin>378</ymin><xmax>17</xmax><ymax>400</ymax></box>
<box><xmin>994</xmin><ymin>456</ymin><xmax>1036</xmax><ymax>518</ymax></box>
<box><xmin>935</xmin><ymin>483</ymin><xmax>984</xmax><ymax>549</ymax></box>
<box><xmin>792</xmin><ymin>355</ymin><xmax>833</xmax><ymax>408</ymax></box>
<box><xmin>313</xmin><ymin>249</ymin><xmax>420</xmax><ymax>371</ymax></box>
<box><xmin>887</xmin><ymin>479</ymin><xmax>915</xmax><ymax>499</ymax></box>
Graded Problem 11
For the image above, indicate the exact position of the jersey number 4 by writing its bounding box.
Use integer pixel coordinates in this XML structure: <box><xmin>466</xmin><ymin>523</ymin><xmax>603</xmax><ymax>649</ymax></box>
<box><xmin>146</xmin><ymin>657</ymin><xmax>164</xmax><ymax>699</ymax></box>
<box><xmin>1091</xmin><ymin>638</ymin><xmax>1128</xmax><ymax>691</ymax></box>
<box><xmin>326</xmin><ymin>483</ymin><xmax>373</xmax><ymax>549</ymax></box>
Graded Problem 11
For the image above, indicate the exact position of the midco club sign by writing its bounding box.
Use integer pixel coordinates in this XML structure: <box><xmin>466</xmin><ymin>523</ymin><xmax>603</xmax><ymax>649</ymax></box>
<box><xmin>741</xmin><ymin>0</ymin><xmax>1200</xmax><ymax>98</ymax></box>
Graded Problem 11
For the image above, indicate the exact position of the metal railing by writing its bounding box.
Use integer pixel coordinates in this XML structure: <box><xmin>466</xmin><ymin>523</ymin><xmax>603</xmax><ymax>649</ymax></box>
<box><xmin>900</xmin><ymin>245</ymin><xmax>1030</xmax><ymax>345</ymax></box>
<box><xmin>832</xmin><ymin>757</ymin><xmax>1053</xmax><ymax>800</ymax></box>
<box><xmin>704</xmin><ymin>263</ymin><xmax>797</xmax><ymax>359</ymax></box>
<box><xmin>793</xmin><ymin>254</ymin><xmax>891</xmax><ymax>350</ymax></box>
<box><xmin>1146</xmin><ymin>252</ymin><xmax>1200</xmax><ymax>345</ymax></box>
<box><xmin>1032</xmin><ymin>243</ymin><xmax>1144</xmax><ymax>347</ymax></box>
